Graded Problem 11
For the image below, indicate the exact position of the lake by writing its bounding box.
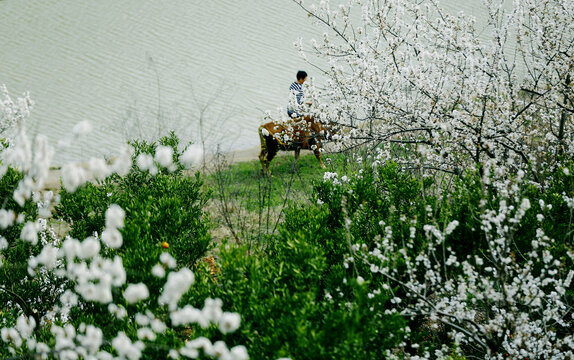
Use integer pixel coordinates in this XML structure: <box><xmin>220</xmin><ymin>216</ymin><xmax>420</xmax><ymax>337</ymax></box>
<box><xmin>0</xmin><ymin>0</ymin><xmax>507</xmax><ymax>164</ymax></box>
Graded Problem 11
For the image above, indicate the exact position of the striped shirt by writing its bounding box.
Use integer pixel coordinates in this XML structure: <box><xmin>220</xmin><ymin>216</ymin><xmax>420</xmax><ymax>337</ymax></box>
<box><xmin>289</xmin><ymin>81</ymin><xmax>304</xmax><ymax>105</ymax></box>
<box><xmin>287</xmin><ymin>81</ymin><xmax>304</xmax><ymax>117</ymax></box>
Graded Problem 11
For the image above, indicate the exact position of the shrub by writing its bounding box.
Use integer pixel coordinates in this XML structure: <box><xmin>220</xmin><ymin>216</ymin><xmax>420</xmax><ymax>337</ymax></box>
<box><xmin>1</xmin><ymin>122</ymin><xmax>245</xmax><ymax>359</ymax></box>
<box><xmin>203</xmin><ymin>218</ymin><xmax>406</xmax><ymax>360</ymax></box>
<box><xmin>312</xmin><ymin>156</ymin><xmax>574</xmax><ymax>358</ymax></box>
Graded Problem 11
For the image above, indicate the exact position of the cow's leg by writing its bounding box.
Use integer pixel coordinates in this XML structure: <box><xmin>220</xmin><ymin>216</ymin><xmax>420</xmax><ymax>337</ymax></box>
<box><xmin>259</xmin><ymin>128</ymin><xmax>270</xmax><ymax>175</ymax></box>
<box><xmin>266</xmin><ymin>139</ymin><xmax>278</xmax><ymax>174</ymax></box>
<box><xmin>313</xmin><ymin>142</ymin><xmax>326</xmax><ymax>169</ymax></box>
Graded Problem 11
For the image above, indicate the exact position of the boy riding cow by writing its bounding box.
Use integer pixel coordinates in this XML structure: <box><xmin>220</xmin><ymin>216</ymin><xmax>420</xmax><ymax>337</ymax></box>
<box><xmin>258</xmin><ymin>71</ymin><xmax>333</xmax><ymax>175</ymax></box>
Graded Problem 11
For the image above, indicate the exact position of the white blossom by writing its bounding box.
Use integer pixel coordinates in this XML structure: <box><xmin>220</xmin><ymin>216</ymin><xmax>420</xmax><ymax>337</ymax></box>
<box><xmin>0</xmin><ymin>209</ymin><xmax>15</xmax><ymax>229</ymax></box>
<box><xmin>101</xmin><ymin>228</ymin><xmax>123</xmax><ymax>249</ymax></box>
<box><xmin>160</xmin><ymin>252</ymin><xmax>177</xmax><ymax>269</ymax></box>
<box><xmin>105</xmin><ymin>204</ymin><xmax>125</xmax><ymax>229</ymax></box>
<box><xmin>20</xmin><ymin>221</ymin><xmax>39</xmax><ymax>245</ymax></box>
<box><xmin>180</xmin><ymin>144</ymin><xmax>204</xmax><ymax>167</ymax></box>
<box><xmin>88</xmin><ymin>157</ymin><xmax>110</xmax><ymax>180</ymax></box>
<box><xmin>61</xmin><ymin>163</ymin><xmax>87</xmax><ymax>192</ymax></box>
<box><xmin>219</xmin><ymin>312</ymin><xmax>241</xmax><ymax>334</ymax></box>
<box><xmin>152</xmin><ymin>264</ymin><xmax>166</xmax><ymax>278</ymax></box>
<box><xmin>124</xmin><ymin>283</ymin><xmax>150</xmax><ymax>304</ymax></box>
<box><xmin>111</xmin><ymin>332</ymin><xmax>144</xmax><ymax>360</ymax></box>
<box><xmin>79</xmin><ymin>236</ymin><xmax>101</xmax><ymax>259</ymax></box>
<box><xmin>136</xmin><ymin>153</ymin><xmax>154</xmax><ymax>172</ymax></box>
<box><xmin>155</xmin><ymin>145</ymin><xmax>174</xmax><ymax>168</ymax></box>
<box><xmin>159</xmin><ymin>268</ymin><xmax>195</xmax><ymax>310</ymax></box>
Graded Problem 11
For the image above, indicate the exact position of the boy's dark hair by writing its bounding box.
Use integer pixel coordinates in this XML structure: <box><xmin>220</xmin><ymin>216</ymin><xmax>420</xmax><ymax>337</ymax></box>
<box><xmin>296</xmin><ymin>70</ymin><xmax>308</xmax><ymax>80</ymax></box>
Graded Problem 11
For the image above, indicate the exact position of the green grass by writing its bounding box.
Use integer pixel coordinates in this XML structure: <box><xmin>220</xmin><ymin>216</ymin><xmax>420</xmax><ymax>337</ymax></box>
<box><xmin>207</xmin><ymin>151</ymin><xmax>348</xmax><ymax>211</ymax></box>
<box><xmin>203</xmin><ymin>150</ymin><xmax>352</xmax><ymax>247</ymax></box>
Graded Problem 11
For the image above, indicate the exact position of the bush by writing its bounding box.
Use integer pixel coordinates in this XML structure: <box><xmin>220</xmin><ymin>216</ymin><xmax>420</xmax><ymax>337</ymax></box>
<box><xmin>0</xmin><ymin>131</ymin><xmax>248</xmax><ymax>359</ymax></box>
<box><xmin>55</xmin><ymin>133</ymin><xmax>211</xmax><ymax>270</ymax></box>
<box><xmin>0</xmin><ymin>168</ymin><xmax>68</xmax><ymax>328</ymax></box>
<box><xmin>201</xmin><ymin>216</ymin><xmax>406</xmax><ymax>360</ymax></box>
<box><xmin>310</xmin><ymin>157</ymin><xmax>574</xmax><ymax>358</ymax></box>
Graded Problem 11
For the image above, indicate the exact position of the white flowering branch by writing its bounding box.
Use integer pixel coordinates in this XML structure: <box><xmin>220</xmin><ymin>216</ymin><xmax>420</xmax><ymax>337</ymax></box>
<box><xmin>356</xmin><ymin>178</ymin><xmax>574</xmax><ymax>358</ymax></box>
<box><xmin>293</xmin><ymin>0</ymin><xmax>574</xmax><ymax>180</ymax></box>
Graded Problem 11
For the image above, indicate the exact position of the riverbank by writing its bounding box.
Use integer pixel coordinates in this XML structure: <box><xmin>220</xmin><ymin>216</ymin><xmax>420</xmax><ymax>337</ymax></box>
<box><xmin>42</xmin><ymin>145</ymin><xmax>263</xmax><ymax>192</ymax></box>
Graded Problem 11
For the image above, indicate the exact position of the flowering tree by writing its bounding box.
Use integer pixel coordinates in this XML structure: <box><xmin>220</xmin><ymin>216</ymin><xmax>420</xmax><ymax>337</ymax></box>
<box><xmin>314</xmin><ymin>153</ymin><xmax>574</xmax><ymax>358</ymax></box>
<box><xmin>0</xmin><ymin>87</ymin><xmax>247</xmax><ymax>360</ymax></box>
<box><xmin>294</xmin><ymin>0</ymin><xmax>574</xmax><ymax>179</ymax></box>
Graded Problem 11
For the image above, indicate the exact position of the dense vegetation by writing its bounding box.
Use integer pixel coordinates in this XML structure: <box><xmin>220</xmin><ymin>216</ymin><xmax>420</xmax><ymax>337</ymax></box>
<box><xmin>1</xmin><ymin>0</ymin><xmax>573</xmax><ymax>358</ymax></box>
<box><xmin>2</xmin><ymin>131</ymin><xmax>572</xmax><ymax>358</ymax></box>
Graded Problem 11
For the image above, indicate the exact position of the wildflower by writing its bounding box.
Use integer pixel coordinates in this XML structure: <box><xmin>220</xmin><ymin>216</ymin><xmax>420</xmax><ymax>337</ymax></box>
<box><xmin>136</xmin><ymin>327</ymin><xmax>156</xmax><ymax>341</ymax></box>
<box><xmin>77</xmin><ymin>325</ymin><xmax>103</xmax><ymax>353</ymax></box>
<box><xmin>20</xmin><ymin>221</ymin><xmax>39</xmax><ymax>245</ymax></box>
<box><xmin>62</xmin><ymin>163</ymin><xmax>87</xmax><ymax>192</ymax></box>
<box><xmin>152</xmin><ymin>264</ymin><xmax>166</xmax><ymax>278</ymax></box>
<box><xmin>34</xmin><ymin>244</ymin><xmax>58</xmax><ymax>269</ymax></box>
<box><xmin>357</xmin><ymin>276</ymin><xmax>365</xmax><ymax>285</ymax></box>
<box><xmin>203</xmin><ymin>298</ymin><xmax>223</xmax><ymax>323</ymax></box>
<box><xmin>105</xmin><ymin>204</ymin><xmax>125</xmax><ymax>229</ymax></box>
<box><xmin>445</xmin><ymin>220</ymin><xmax>459</xmax><ymax>235</ymax></box>
<box><xmin>60</xmin><ymin>237</ymin><xmax>81</xmax><ymax>262</ymax></box>
<box><xmin>101</xmin><ymin>228</ymin><xmax>123</xmax><ymax>248</ymax></box>
<box><xmin>150</xmin><ymin>319</ymin><xmax>166</xmax><ymax>333</ymax></box>
<box><xmin>136</xmin><ymin>153</ymin><xmax>154</xmax><ymax>172</ymax></box>
<box><xmin>15</xmin><ymin>315</ymin><xmax>35</xmax><ymax>339</ymax></box>
<box><xmin>108</xmin><ymin>304</ymin><xmax>127</xmax><ymax>319</ymax></box>
<box><xmin>230</xmin><ymin>345</ymin><xmax>249</xmax><ymax>360</ymax></box>
<box><xmin>0</xmin><ymin>209</ymin><xmax>15</xmax><ymax>229</ymax></box>
<box><xmin>76</xmin><ymin>282</ymin><xmax>112</xmax><ymax>304</ymax></box>
<box><xmin>212</xmin><ymin>341</ymin><xmax>231</xmax><ymax>358</ymax></box>
<box><xmin>160</xmin><ymin>252</ymin><xmax>177</xmax><ymax>269</ymax></box>
<box><xmin>88</xmin><ymin>157</ymin><xmax>110</xmax><ymax>180</ymax></box>
<box><xmin>159</xmin><ymin>268</ymin><xmax>195</xmax><ymax>310</ymax></box>
<box><xmin>112</xmin><ymin>146</ymin><xmax>133</xmax><ymax>176</ymax></box>
<box><xmin>107</xmin><ymin>256</ymin><xmax>127</xmax><ymax>286</ymax></box>
<box><xmin>1</xmin><ymin>327</ymin><xmax>22</xmax><ymax>348</ymax></box>
<box><xmin>181</xmin><ymin>144</ymin><xmax>204</xmax><ymax>167</ymax></box>
<box><xmin>60</xmin><ymin>290</ymin><xmax>79</xmax><ymax>307</ymax></box>
<box><xmin>79</xmin><ymin>236</ymin><xmax>101</xmax><ymax>259</ymax></box>
<box><xmin>219</xmin><ymin>312</ymin><xmax>241</xmax><ymax>334</ymax></box>
<box><xmin>124</xmin><ymin>283</ymin><xmax>150</xmax><ymax>304</ymax></box>
<box><xmin>112</xmin><ymin>332</ymin><xmax>144</xmax><ymax>360</ymax></box>
<box><xmin>155</xmin><ymin>146</ymin><xmax>174</xmax><ymax>168</ymax></box>
<box><xmin>170</xmin><ymin>305</ymin><xmax>202</xmax><ymax>326</ymax></box>
<box><xmin>0</xmin><ymin>236</ymin><xmax>7</xmax><ymax>250</ymax></box>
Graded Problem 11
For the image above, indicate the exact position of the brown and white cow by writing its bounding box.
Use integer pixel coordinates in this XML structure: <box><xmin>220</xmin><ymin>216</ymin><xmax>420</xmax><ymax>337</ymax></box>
<box><xmin>258</xmin><ymin>115</ymin><xmax>331</xmax><ymax>174</ymax></box>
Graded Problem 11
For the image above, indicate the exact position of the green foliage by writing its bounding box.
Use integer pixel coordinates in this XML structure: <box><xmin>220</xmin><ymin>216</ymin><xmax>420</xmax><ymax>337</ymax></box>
<box><xmin>55</xmin><ymin>136</ymin><xmax>211</xmax><ymax>269</ymax></box>
<box><xmin>207</xmin><ymin>153</ymin><xmax>332</xmax><ymax>212</ymax></box>
<box><xmin>0</xmin><ymin>168</ymin><xmax>67</xmax><ymax>328</ymax></box>
<box><xmin>129</xmin><ymin>131</ymin><xmax>188</xmax><ymax>175</ymax></box>
<box><xmin>202</xmin><ymin>234</ymin><xmax>404</xmax><ymax>360</ymax></box>
<box><xmin>51</xmin><ymin>135</ymin><xmax>212</xmax><ymax>357</ymax></box>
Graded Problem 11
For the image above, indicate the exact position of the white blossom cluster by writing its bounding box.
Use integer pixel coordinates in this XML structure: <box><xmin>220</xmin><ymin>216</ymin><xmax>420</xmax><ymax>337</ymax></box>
<box><xmin>136</xmin><ymin>143</ymin><xmax>204</xmax><ymax>175</ymax></box>
<box><xmin>0</xmin><ymin>84</ymin><xmax>33</xmax><ymax>140</ymax></box>
<box><xmin>294</xmin><ymin>0</ymin><xmax>574</xmax><ymax>180</ymax></box>
<box><xmin>0</xmin><ymin>87</ymin><xmax>246</xmax><ymax>359</ymax></box>
<box><xmin>356</xmin><ymin>178</ymin><xmax>574</xmax><ymax>359</ymax></box>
